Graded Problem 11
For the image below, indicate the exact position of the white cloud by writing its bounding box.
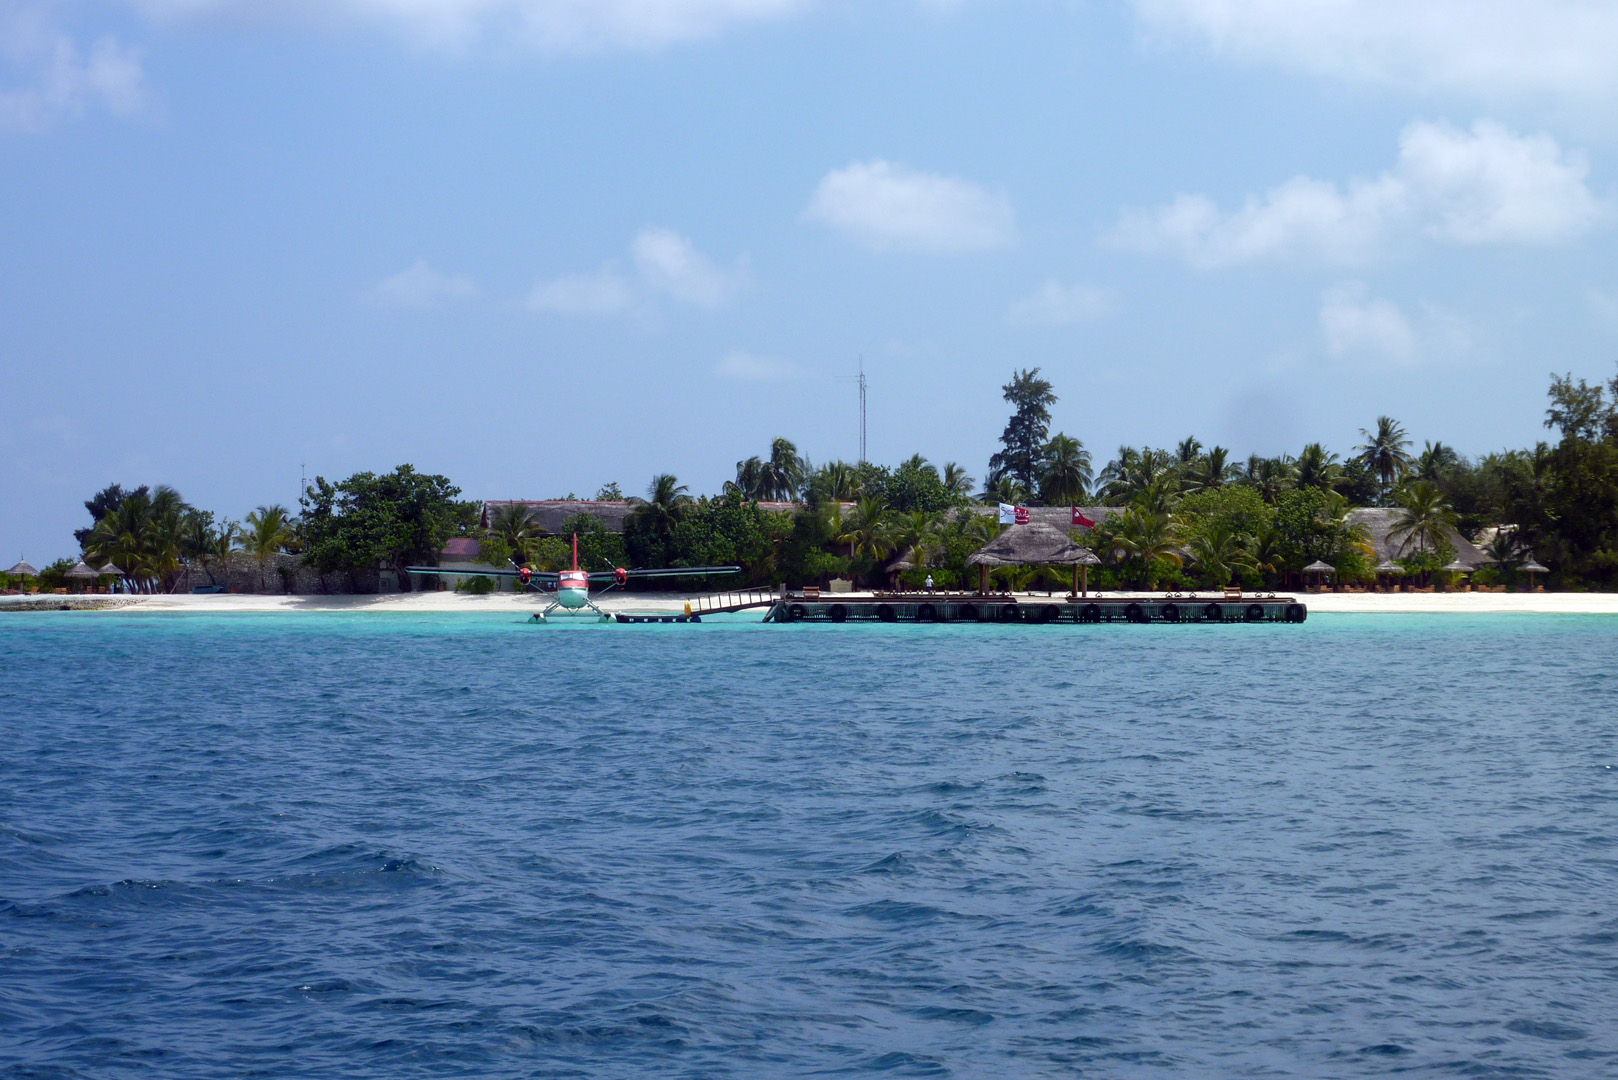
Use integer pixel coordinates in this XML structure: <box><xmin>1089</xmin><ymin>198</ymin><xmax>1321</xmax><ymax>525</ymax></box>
<box><xmin>370</xmin><ymin>258</ymin><xmax>476</xmax><ymax>306</ymax></box>
<box><xmin>1008</xmin><ymin>280</ymin><xmax>1114</xmax><ymax>326</ymax></box>
<box><xmin>805</xmin><ymin>160</ymin><xmax>1015</xmax><ymax>253</ymax></box>
<box><xmin>529</xmin><ymin>228</ymin><xmax>746</xmax><ymax>315</ymax></box>
<box><xmin>0</xmin><ymin>6</ymin><xmax>144</xmax><ymax>133</ymax></box>
<box><xmin>1319</xmin><ymin>281</ymin><xmax>1472</xmax><ymax>365</ymax></box>
<box><xmin>126</xmin><ymin>0</ymin><xmax>806</xmax><ymax>52</ymax></box>
<box><xmin>1320</xmin><ymin>282</ymin><xmax>1416</xmax><ymax>362</ymax></box>
<box><xmin>1112</xmin><ymin>119</ymin><xmax>1609</xmax><ymax>267</ymax></box>
<box><xmin>1131</xmin><ymin>0</ymin><xmax>1618</xmax><ymax>106</ymax></box>
<box><xmin>525</xmin><ymin>268</ymin><xmax>634</xmax><ymax>314</ymax></box>
<box><xmin>631</xmin><ymin>227</ymin><xmax>748</xmax><ymax>307</ymax></box>
<box><xmin>714</xmin><ymin>350</ymin><xmax>798</xmax><ymax>379</ymax></box>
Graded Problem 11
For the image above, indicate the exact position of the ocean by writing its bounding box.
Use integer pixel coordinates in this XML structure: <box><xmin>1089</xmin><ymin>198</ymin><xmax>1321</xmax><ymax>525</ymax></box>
<box><xmin>2</xmin><ymin>612</ymin><xmax>1615</xmax><ymax>1078</ymax></box>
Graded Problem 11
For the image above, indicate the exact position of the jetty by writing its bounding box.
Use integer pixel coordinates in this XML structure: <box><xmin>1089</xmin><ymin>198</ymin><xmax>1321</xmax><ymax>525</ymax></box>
<box><xmin>760</xmin><ymin>593</ymin><xmax>1306</xmax><ymax>624</ymax></box>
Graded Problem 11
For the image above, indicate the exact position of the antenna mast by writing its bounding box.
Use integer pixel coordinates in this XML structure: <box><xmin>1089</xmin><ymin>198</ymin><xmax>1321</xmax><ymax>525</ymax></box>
<box><xmin>858</xmin><ymin>357</ymin><xmax>867</xmax><ymax>464</ymax></box>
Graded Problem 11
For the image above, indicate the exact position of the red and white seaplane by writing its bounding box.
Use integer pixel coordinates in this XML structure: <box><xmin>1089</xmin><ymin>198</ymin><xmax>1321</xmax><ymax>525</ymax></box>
<box><xmin>409</xmin><ymin>534</ymin><xmax>739</xmax><ymax>622</ymax></box>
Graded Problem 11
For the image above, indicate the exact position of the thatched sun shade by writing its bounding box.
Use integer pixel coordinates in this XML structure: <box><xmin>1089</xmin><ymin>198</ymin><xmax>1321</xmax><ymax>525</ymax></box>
<box><xmin>966</xmin><ymin>523</ymin><xmax>1095</xmax><ymax>567</ymax></box>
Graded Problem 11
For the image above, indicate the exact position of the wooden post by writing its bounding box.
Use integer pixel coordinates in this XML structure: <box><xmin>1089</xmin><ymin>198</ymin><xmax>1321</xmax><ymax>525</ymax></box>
<box><xmin>1082</xmin><ymin>565</ymin><xmax>1089</xmax><ymax>598</ymax></box>
<box><xmin>1071</xmin><ymin>562</ymin><xmax>1079</xmax><ymax>597</ymax></box>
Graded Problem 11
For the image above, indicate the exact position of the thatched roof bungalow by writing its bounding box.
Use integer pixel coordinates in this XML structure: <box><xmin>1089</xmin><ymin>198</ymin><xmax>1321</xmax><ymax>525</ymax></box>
<box><xmin>1346</xmin><ymin>508</ymin><xmax>1488</xmax><ymax>569</ymax></box>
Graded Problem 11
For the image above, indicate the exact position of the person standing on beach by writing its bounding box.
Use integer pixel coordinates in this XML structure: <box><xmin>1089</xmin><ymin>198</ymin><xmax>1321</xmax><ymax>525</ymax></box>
<box><xmin>925</xmin><ymin>574</ymin><xmax>934</xmax><ymax>594</ymax></box>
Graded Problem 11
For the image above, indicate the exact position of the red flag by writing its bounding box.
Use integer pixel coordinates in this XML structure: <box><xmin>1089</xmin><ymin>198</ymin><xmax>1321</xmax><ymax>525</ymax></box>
<box><xmin>1014</xmin><ymin>506</ymin><xmax>1030</xmax><ymax>525</ymax></box>
<box><xmin>1072</xmin><ymin>507</ymin><xmax>1097</xmax><ymax>529</ymax></box>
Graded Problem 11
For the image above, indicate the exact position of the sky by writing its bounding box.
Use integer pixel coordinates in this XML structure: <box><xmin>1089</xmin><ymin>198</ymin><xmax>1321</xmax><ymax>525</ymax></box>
<box><xmin>4</xmin><ymin>0</ymin><xmax>1618</xmax><ymax>560</ymax></box>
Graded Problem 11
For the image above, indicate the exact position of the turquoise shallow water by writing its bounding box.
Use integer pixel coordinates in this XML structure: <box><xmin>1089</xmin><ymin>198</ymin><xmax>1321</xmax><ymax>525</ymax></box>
<box><xmin>2</xmin><ymin>612</ymin><xmax>1616</xmax><ymax>1078</ymax></box>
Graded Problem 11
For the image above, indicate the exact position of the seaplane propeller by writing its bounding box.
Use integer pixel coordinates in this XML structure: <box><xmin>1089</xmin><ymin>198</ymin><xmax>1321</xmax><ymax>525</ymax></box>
<box><xmin>406</xmin><ymin>533</ymin><xmax>739</xmax><ymax>622</ymax></box>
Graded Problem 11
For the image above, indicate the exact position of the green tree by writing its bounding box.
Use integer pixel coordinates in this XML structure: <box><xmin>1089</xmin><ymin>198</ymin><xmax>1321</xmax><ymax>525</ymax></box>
<box><xmin>241</xmin><ymin>504</ymin><xmax>296</xmax><ymax>592</ymax></box>
<box><xmin>987</xmin><ymin>368</ymin><xmax>1057</xmax><ymax>494</ymax></box>
<box><xmin>1039</xmin><ymin>433</ymin><xmax>1092</xmax><ymax>505</ymax></box>
<box><xmin>1295</xmin><ymin>443</ymin><xmax>1342</xmax><ymax>491</ymax></box>
<box><xmin>942</xmin><ymin>462</ymin><xmax>975</xmax><ymax>500</ymax></box>
<box><xmin>1184</xmin><ymin>518</ymin><xmax>1257</xmax><ymax>588</ymax></box>
<box><xmin>300</xmin><ymin>465</ymin><xmax>468</xmax><ymax>592</ymax></box>
<box><xmin>1355</xmin><ymin>416</ymin><xmax>1413</xmax><ymax>505</ymax></box>
<box><xmin>488</xmin><ymin>503</ymin><xmax>542</xmax><ymax>566</ymax></box>
<box><xmin>1108</xmin><ymin>506</ymin><xmax>1181</xmax><ymax>588</ymax></box>
<box><xmin>1389</xmin><ymin>480</ymin><xmax>1458</xmax><ymax>558</ymax></box>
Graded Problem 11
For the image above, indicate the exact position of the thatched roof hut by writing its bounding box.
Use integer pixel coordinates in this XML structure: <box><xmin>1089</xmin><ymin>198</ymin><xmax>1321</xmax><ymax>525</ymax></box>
<box><xmin>1346</xmin><ymin>508</ymin><xmax>1488</xmax><ymax>568</ymax></box>
<box><xmin>967</xmin><ymin>523</ymin><xmax>1095</xmax><ymax>567</ymax></box>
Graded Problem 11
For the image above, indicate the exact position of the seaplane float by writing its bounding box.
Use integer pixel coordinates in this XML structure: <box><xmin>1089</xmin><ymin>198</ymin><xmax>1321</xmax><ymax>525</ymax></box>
<box><xmin>407</xmin><ymin>534</ymin><xmax>739</xmax><ymax>622</ymax></box>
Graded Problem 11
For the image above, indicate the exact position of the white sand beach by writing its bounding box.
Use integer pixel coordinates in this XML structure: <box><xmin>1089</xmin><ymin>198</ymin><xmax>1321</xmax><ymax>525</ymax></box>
<box><xmin>7</xmin><ymin>590</ymin><xmax>1618</xmax><ymax>615</ymax></box>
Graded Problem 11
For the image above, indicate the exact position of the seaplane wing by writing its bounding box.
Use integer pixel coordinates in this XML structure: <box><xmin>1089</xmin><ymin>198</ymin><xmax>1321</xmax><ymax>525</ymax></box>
<box><xmin>585</xmin><ymin>566</ymin><xmax>741</xmax><ymax>581</ymax></box>
<box><xmin>404</xmin><ymin>566</ymin><xmax>560</xmax><ymax>581</ymax></box>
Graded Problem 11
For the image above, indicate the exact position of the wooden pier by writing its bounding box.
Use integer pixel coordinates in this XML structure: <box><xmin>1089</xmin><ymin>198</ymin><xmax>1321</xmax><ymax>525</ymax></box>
<box><xmin>760</xmin><ymin>594</ymin><xmax>1306</xmax><ymax>625</ymax></box>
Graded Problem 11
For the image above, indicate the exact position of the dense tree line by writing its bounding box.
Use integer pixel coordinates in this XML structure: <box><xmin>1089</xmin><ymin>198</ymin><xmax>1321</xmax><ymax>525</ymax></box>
<box><xmin>17</xmin><ymin>367</ymin><xmax>1617</xmax><ymax>595</ymax></box>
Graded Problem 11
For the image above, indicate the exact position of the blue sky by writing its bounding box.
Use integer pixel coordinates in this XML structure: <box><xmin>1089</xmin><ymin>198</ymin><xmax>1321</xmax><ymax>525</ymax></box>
<box><xmin>5</xmin><ymin>0</ymin><xmax>1618</xmax><ymax>560</ymax></box>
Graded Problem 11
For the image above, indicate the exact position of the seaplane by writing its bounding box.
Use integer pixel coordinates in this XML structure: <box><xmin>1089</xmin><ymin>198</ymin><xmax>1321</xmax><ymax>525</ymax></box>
<box><xmin>407</xmin><ymin>534</ymin><xmax>739</xmax><ymax>622</ymax></box>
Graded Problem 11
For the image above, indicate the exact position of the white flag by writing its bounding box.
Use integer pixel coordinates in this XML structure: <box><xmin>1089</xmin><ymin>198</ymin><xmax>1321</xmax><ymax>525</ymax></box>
<box><xmin>998</xmin><ymin>502</ymin><xmax>1016</xmax><ymax>524</ymax></box>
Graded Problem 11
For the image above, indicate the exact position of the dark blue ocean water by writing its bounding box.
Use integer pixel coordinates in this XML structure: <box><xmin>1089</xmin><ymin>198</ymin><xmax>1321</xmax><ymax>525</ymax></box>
<box><xmin>2</xmin><ymin>612</ymin><xmax>1616</xmax><ymax>1079</ymax></box>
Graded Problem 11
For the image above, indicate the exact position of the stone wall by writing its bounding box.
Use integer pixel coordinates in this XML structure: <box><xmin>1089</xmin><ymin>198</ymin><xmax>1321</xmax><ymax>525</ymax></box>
<box><xmin>169</xmin><ymin>553</ymin><xmax>413</xmax><ymax>595</ymax></box>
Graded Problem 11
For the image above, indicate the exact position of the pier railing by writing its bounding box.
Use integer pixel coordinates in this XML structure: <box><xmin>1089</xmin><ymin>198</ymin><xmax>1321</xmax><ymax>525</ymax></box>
<box><xmin>688</xmin><ymin>587</ymin><xmax>779</xmax><ymax>615</ymax></box>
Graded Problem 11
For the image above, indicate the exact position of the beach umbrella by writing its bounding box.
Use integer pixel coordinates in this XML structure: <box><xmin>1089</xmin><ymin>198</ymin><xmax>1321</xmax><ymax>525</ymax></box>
<box><xmin>65</xmin><ymin>560</ymin><xmax>97</xmax><ymax>593</ymax></box>
<box><xmin>6</xmin><ymin>558</ymin><xmax>37</xmax><ymax>580</ymax></box>
<box><xmin>1072</xmin><ymin>548</ymin><xmax>1101</xmax><ymax>598</ymax></box>
<box><xmin>1520</xmin><ymin>558</ymin><xmax>1548</xmax><ymax>590</ymax></box>
<box><xmin>967</xmin><ymin>522</ymin><xmax>1094</xmax><ymax>597</ymax></box>
<box><xmin>1441</xmin><ymin>560</ymin><xmax>1471</xmax><ymax>573</ymax></box>
<box><xmin>1303</xmin><ymin>559</ymin><xmax>1334</xmax><ymax>588</ymax></box>
<box><xmin>99</xmin><ymin>563</ymin><xmax>124</xmax><ymax>593</ymax></box>
<box><xmin>1373</xmin><ymin>559</ymin><xmax>1404</xmax><ymax>590</ymax></box>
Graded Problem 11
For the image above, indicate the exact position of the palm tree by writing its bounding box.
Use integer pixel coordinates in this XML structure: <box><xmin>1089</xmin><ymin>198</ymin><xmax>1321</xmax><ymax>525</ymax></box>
<box><xmin>756</xmin><ymin>437</ymin><xmax>805</xmax><ymax>501</ymax></box>
<box><xmin>726</xmin><ymin>456</ymin><xmax>766</xmax><ymax>499</ymax></box>
<box><xmin>807</xmin><ymin>460</ymin><xmax>860</xmax><ymax>505</ymax></box>
<box><xmin>1185</xmin><ymin>446</ymin><xmax>1234</xmax><ymax>492</ymax></box>
<box><xmin>941</xmin><ymin>462</ymin><xmax>975</xmax><ymax>500</ymax></box>
<box><xmin>835</xmin><ymin>497</ymin><xmax>897</xmax><ymax>564</ymax></box>
<box><xmin>1098</xmin><ymin>446</ymin><xmax>1171</xmax><ymax>502</ymax></box>
<box><xmin>85</xmin><ymin>493</ymin><xmax>155</xmax><ymax>592</ymax></box>
<box><xmin>211</xmin><ymin>520</ymin><xmax>239</xmax><ymax>587</ymax></box>
<box><xmin>1356</xmin><ymin>416</ymin><xmax>1413</xmax><ymax>505</ymax></box>
<box><xmin>1413</xmin><ymin>440</ymin><xmax>1460</xmax><ymax>484</ymax></box>
<box><xmin>1111</xmin><ymin>506</ymin><xmax>1181</xmax><ymax>589</ymax></box>
<box><xmin>1039</xmin><ymin>433</ymin><xmax>1092</xmax><ymax>505</ymax></box>
<box><xmin>1240</xmin><ymin>454</ymin><xmax>1296</xmax><ymax>504</ymax></box>
<box><xmin>488</xmin><ymin>503</ymin><xmax>542</xmax><ymax>565</ymax></box>
<box><xmin>979</xmin><ymin>474</ymin><xmax>1029</xmax><ymax>507</ymax></box>
<box><xmin>894</xmin><ymin>509</ymin><xmax>943</xmax><ymax>579</ymax></box>
<box><xmin>1185</xmin><ymin>519</ymin><xmax>1258</xmax><ymax>588</ymax></box>
<box><xmin>1389</xmin><ymin>480</ymin><xmax>1457</xmax><ymax>557</ymax></box>
<box><xmin>632</xmin><ymin>474</ymin><xmax>691</xmax><ymax>544</ymax></box>
<box><xmin>1175</xmin><ymin>436</ymin><xmax>1203</xmax><ymax>468</ymax></box>
<box><xmin>1483</xmin><ymin>530</ymin><xmax>1523</xmax><ymax>573</ymax></box>
<box><xmin>241</xmin><ymin>505</ymin><xmax>295</xmax><ymax>592</ymax></box>
<box><xmin>1295</xmin><ymin>443</ymin><xmax>1342</xmax><ymax>490</ymax></box>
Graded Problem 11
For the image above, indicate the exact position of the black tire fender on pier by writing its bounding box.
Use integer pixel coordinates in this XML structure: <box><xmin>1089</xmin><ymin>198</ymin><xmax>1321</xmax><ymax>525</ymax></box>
<box><xmin>1203</xmin><ymin>603</ymin><xmax>1223</xmax><ymax>621</ymax></box>
<box><xmin>1161</xmin><ymin>603</ymin><xmax>1180</xmax><ymax>623</ymax></box>
<box><xmin>1285</xmin><ymin>603</ymin><xmax>1307</xmax><ymax>623</ymax></box>
<box><xmin>957</xmin><ymin>604</ymin><xmax>979</xmax><ymax>622</ymax></box>
<box><xmin>1245</xmin><ymin>603</ymin><xmax>1265</xmax><ymax>622</ymax></box>
<box><xmin>1080</xmin><ymin>603</ymin><xmax>1102</xmax><ymax>622</ymax></box>
<box><xmin>1036</xmin><ymin>604</ymin><xmax>1059</xmax><ymax>623</ymax></box>
<box><xmin>875</xmin><ymin>604</ymin><xmax>897</xmax><ymax>622</ymax></box>
<box><xmin>999</xmin><ymin>604</ymin><xmax>1020</xmax><ymax>623</ymax></box>
<box><xmin>916</xmin><ymin>603</ymin><xmax>938</xmax><ymax>622</ymax></box>
<box><xmin>1125</xmin><ymin>602</ymin><xmax>1146</xmax><ymax>623</ymax></box>
<box><xmin>828</xmin><ymin>604</ymin><xmax>848</xmax><ymax>623</ymax></box>
<box><xmin>786</xmin><ymin>603</ymin><xmax>805</xmax><ymax>622</ymax></box>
